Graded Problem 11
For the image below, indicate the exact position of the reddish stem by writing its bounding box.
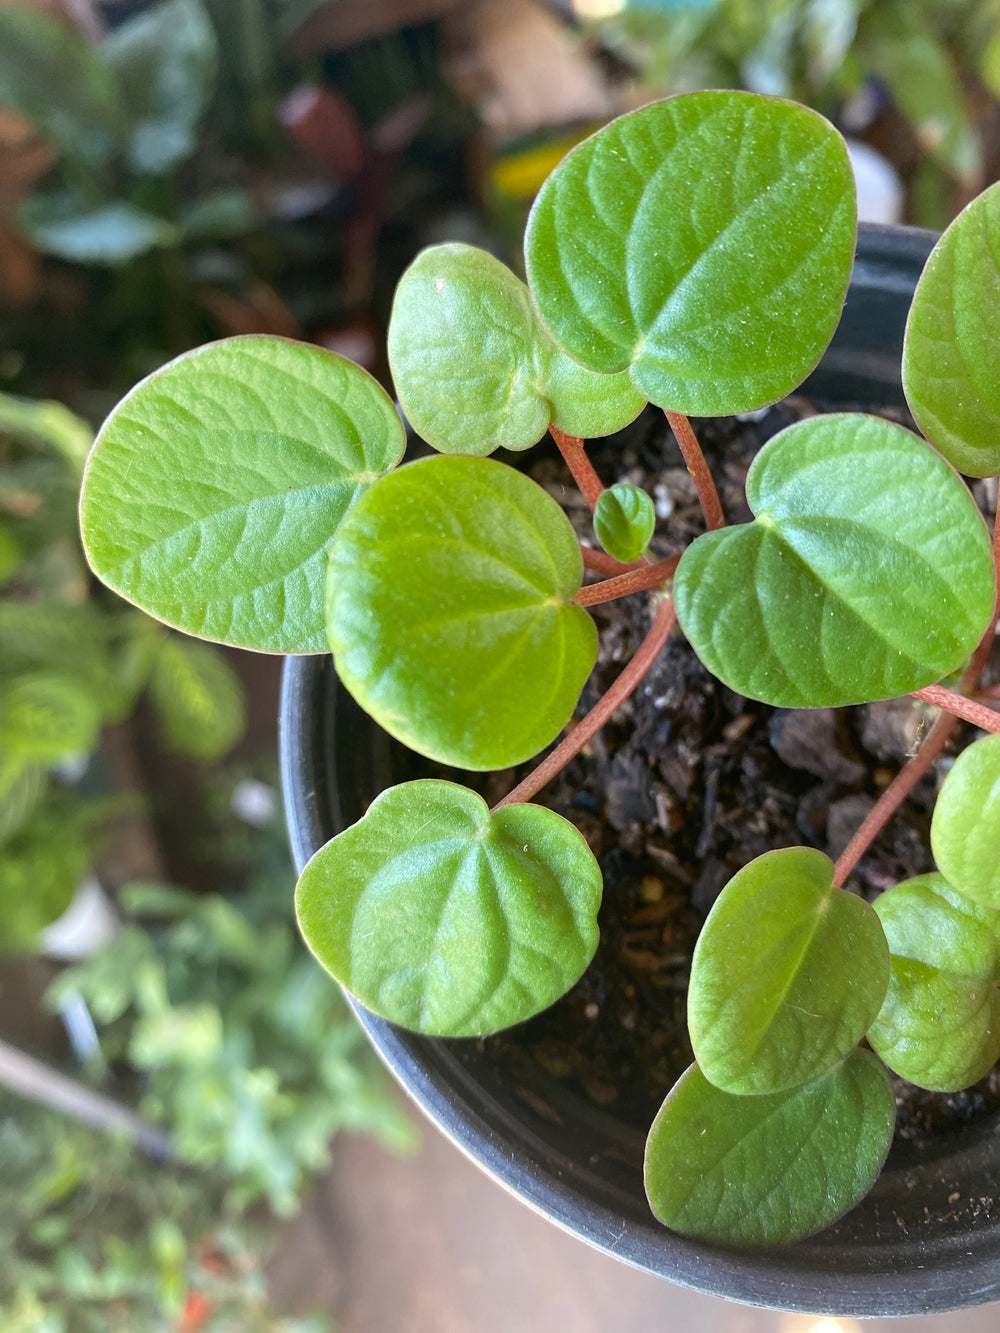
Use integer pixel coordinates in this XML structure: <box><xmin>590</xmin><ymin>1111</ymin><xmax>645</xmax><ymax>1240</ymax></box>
<box><xmin>581</xmin><ymin>546</ymin><xmax>636</xmax><ymax>578</ymax></box>
<box><xmin>493</xmin><ymin>596</ymin><xmax>677</xmax><ymax>810</ymax></box>
<box><xmin>911</xmin><ymin>684</ymin><xmax>1000</xmax><ymax>733</ymax></box>
<box><xmin>550</xmin><ymin>424</ymin><xmax>605</xmax><ymax>512</ymax></box>
<box><xmin>574</xmin><ymin>555</ymin><xmax>679</xmax><ymax>607</ymax></box>
<box><xmin>664</xmin><ymin>410</ymin><xmax>725</xmax><ymax>531</ymax></box>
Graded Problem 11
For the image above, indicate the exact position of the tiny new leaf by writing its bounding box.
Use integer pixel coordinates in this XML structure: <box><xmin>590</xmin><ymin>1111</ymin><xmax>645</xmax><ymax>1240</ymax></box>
<box><xmin>326</xmin><ymin>454</ymin><xmax>597</xmax><ymax>770</ymax></box>
<box><xmin>296</xmin><ymin>780</ymin><xmax>602</xmax><ymax>1037</ymax></box>
<box><xmin>903</xmin><ymin>181</ymin><xmax>1000</xmax><ymax>477</ymax></box>
<box><xmin>594</xmin><ymin>484</ymin><xmax>656</xmax><ymax>564</ymax></box>
<box><xmin>673</xmin><ymin>414</ymin><xmax>994</xmax><ymax>707</ymax></box>
<box><xmin>688</xmin><ymin>847</ymin><xmax>889</xmax><ymax>1094</ymax></box>
<box><xmin>868</xmin><ymin>874</ymin><xmax>1000</xmax><ymax>1092</ymax></box>
<box><xmin>931</xmin><ymin>733</ymin><xmax>1000</xmax><ymax>909</ymax></box>
<box><xmin>524</xmin><ymin>90</ymin><xmax>856</xmax><ymax>416</ymax></box>
<box><xmin>80</xmin><ymin>336</ymin><xmax>405</xmax><ymax>653</ymax></box>
<box><xmin>644</xmin><ymin>1052</ymin><xmax>895</xmax><ymax>1248</ymax></box>
<box><xmin>387</xmin><ymin>243</ymin><xmax>643</xmax><ymax>456</ymax></box>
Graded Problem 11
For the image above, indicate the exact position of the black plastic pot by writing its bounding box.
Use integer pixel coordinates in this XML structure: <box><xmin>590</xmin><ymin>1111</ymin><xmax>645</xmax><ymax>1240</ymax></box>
<box><xmin>280</xmin><ymin>223</ymin><xmax>1000</xmax><ymax>1317</ymax></box>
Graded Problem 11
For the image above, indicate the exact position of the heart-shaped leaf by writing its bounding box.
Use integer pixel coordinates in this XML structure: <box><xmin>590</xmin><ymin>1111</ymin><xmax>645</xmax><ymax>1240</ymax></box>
<box><xmin>327</xmin><ymin>454</ymin><xmax>597</xmax><ymax>769</ymax></box>
<box><xmin>931</xmin><ymin>734</ymin><xmax>1000</xmax><ymax>909</ymax></box>
<box><xmin>296</xmin><ymin>780</ymin><xmax>602</xmax><ymax>1036</ymax></box>
<box><xmin>673</xmin><ymin>413</ymin><xmax>995</xmax><ymax>707</ymax></box>
<box><xmin>594</xmin><ymin>483</ymin><xmax>656</xmax><ymax>563</ymax></box>
<box><xmin>80</xmin><ymin>336</ymin><xmax>405</xmax><ymax>653</ymax></box>
<box><xmin>903</xmin><ymin>181</ymin><xmax>1000</xmax><ymax>477</ymax></box>
<box><xmin>644</xmin><ymin>1051</ymin><xmax>895</xmax><ymax>1248</ymax></box>
<box><xmin>524</xmin><ymin>90</ymin><xmax>856</xmax><ymax>416</ymax></box>
<box><xmin>868</xmin><ymin>874</ymin><xmax>1000</xmax><ymax>1091</ymax></box>
<box><xmin>387</xmin><ymin>243</ymin><xmax>644</xmax><ymax>456</ymax></box>
<box><xmin>689</xmin><ymin>847</ymin><xmax>889</xmax><ymax>1094</ymax></box>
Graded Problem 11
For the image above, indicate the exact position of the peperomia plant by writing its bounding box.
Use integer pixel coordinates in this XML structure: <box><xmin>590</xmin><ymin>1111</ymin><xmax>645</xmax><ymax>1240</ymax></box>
<box><xmin>78</xmin><ymin>90</ymin><xmax>1000</xmax><ymax>1248</ymax></box>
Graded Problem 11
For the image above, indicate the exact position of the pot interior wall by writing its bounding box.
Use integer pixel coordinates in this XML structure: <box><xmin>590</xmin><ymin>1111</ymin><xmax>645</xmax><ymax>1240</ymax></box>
<box><xmin>280</xmin><ymin>224</ymin><xmax>1000</xmax><ymax>1316</ymax></box>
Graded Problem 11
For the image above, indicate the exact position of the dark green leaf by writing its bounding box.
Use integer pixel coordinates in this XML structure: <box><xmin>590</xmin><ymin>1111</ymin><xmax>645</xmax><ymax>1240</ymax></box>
<box><xmin>387</xmin><ymin>244</ymin><xmax>643</xmax><ymax>456</ymax></box>
<box><xmin>931</xmin><ymin>733</ymin><xmax>1000</xmax><ymax>909</ymax></box>
<box><xmin>296</xmin><ymin>780</ymin><xmax>602</xmax><ymax>1036</ymax></box>
<box><xmin>20</xmin><ymin>197</ymin><xmax>178</xmax><ymax>265</ymax></box>
<box><xmin>593</xmin><ymin>484</ymin><xmax>655</xmax><ymax>563</ymax></box>
<box><xmin>689</xmin><ymin>847</ymin><xmax>888</xmax><ymax>1094</ymax></box>
<box><xmin>673</xmin><ymin>413</ymin><xmax>995</xmax><ymax>707</ymax></box>
<box><xmin>903</xmin><ymin>181</ymin><xmax>1000</xmax><ymax>477</ymax></box>
<box><xmin>524</xmin><ymin>90</ymin><xmax>856</xmax><ymax>415</ymax></box>
<box><xmin>644</xmin><ymin>1051</ymin><xmax>895</xmax><ymax>1248</ymax></box>
<box><xmin>81</xmin><ymin>336</ymin><xmax>406</xmax><ymax>653</ymax></box>
<box><xmin>327</xmin><ymin>454</ymin><xmax>597</xmax><ymax>769</ymax></box>
<box><xmin>103</xmin><ymin>0</ymin><xmax>217</xmax><ymax>176</ymax></box>
<box><xmin>147</xmin><ymin>636</ymin><xmax>246</xmax><ymax>761</ymax></box>
<box><xmin>869</xmin><ymin>874</ymin><xmax>1000</xmax><ymax>1092</ymax></box>
<box><xmin>178</xmin><ymin>188</ymin><xmax>260</xmax><ymax>241</ymax></box>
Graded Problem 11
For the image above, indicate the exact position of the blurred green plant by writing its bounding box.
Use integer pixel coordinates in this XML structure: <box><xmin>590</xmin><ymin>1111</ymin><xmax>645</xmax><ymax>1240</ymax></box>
<box><xmin>0</xmin><ymin>388</ymin><xmax>247</xmax><ymax>952</ymax></box>
<box><xmin>0</xmin><ymin>1089</ymin><xmax>331</xmax><ymax>1332</ymax></box>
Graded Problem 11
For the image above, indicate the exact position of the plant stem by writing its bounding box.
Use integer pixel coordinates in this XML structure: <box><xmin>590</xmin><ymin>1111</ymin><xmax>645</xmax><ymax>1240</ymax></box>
<box><xmin>493</xmin><ymin>595</ymin><xmax>677</xmax><ymax>810</ymax></box>
<box><xmin>574</xmin><ymin>555</ymin><xmax>679</xmax><ymax>607</ymax></box>
<box><xmin>911</xmin><ymin>684</ymin><xmax>1000</xmax><ymax>732</ymax></box>
<box><xmin>664</xmin><ymin>410</ymin><xmax>725</xmax><ymax>531</ymax></box>
<box><xmin>581</xmin><ymin>546</ymin><xmax>636</xmax><ymax>577</ymax></box>
<box><xmin>550</xmin><ymin>425</ymin><xmax>605</xmax><ymax>512</ymax></box>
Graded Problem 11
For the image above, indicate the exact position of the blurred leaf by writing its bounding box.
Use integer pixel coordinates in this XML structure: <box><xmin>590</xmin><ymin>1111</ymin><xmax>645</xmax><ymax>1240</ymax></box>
<box><xmin>148</xmin><ymin>636</ymin><xmax>246</xmax><ymax>761</ymax></box>
<box><xmin>131</xmin><ymin>1003</ymin><xmax>224</xmax><ymax>1068</ymax></box>
<box><xmin>19</xmin><ymin>196</ymin><xmax>179</xmax><ymax>265</ymax></box>
<box><xmin>0</xmin><ymin>758</ymin><xmax>46</xmax><ymax>846</ymax></box>
<box><xmin>178</xmin><ymin>186</ymin><xmax>260</xmax><ymax>241</ymax></box>
<box><xmin>0</xmin><ymin>810</ymin><xmax>89</xmax><ymax>952</ymax></box>
<box><xmin>0</xmin><ymin>392</ymin><xmax>92</xmax><ymax>473</ymax></box>
<box><xmin>0</xmin><ymin>672</ymin><xmax>101</xmax><ymax>762</ymax></box>
<box><xmin>0</xmin><ymin>5</ymin><xmax>123</xmax><ymax>169</ymax></box>
<box><xmin>46</xmin><ymin>926</ymin><xmax>164</xmax><ymax>1023</ymax></box>
<box><xmin>103</xmin><ymin>0</ymin><xmax>218</xmax><ymax>176</ymax></box>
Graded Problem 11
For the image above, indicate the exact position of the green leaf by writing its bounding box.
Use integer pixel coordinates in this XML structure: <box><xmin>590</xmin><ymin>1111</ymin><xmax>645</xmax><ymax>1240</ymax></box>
<box><xmin>0</xmin><ymin>759</ymin><xmax>46</xmax><ymax>846</ymax></box>
<box><xmin>0</xmin><ymin>5</ymin><xmax>123</xmax><ymax>169</ymax></box>
<box><xmin>868</xmin><ymin>874</ymin><xmax>1000</xmax><ymax>1092</ymax></box>
<box><xmin>931</xmin><ymin>733</ymin><xmax>1000</xmax><ymax>909</ymax></box>
<box><xmin>689</xmin><ymin>847</ymin><xmax>888</xmax><ymax>1094</ymax></box>
<box><xmin>296</xmin><ymin>780</ymin><xmax>602</xmax><ymax>1036</ymax></box>
<box><xmin>327</xmin><ymin>454</ymin><xmax>597</xmax><ymax>769</ymax></box>
<box><xmin>0</xmin><ymin>392</ymin><xmax>93</xmax><ymax>473</ymax></box>
<box><xmin>19</xmin><ymin>197</ymin><xmax>179</xmax><ymax>265</ymax></box>
<box><xmin>178</xmin><ymin>187</ymin><xmax>260</xmax><ymax>241</ymax></box>
<box><xmin>593</xmin><ymin>483</ymin><xmax>655</xmax><ymax>563</ymax></box>
<box><xmin>673</xmin><ymin>413</ymin><xmax>995</xmax><ymax>707</ymax></box>
<box><xmin>524</xmin><ymin>90</ymin><xmax>856</xmax><ymax>416</ymax></box>
<box><xmin>0</xmin><ymin>672</ymin><xmax>101</xmax><ymax>762</ymax></box>
<box><xmin>80</xmin><ymin>336</ymin><xmax>406</xmax><ymax>653</ymax></box>
<box><xmin>147</xmin><ymin>636</ymin><xmax>246</xmax><ymax>761</ymax></box>
<box><xmin>103</xmin><ymin>0</ymin><xmax>217</xmax><ymax>176</ymax></box>
<box><xmin>644</xmin><ymin>1051</ymin><xmax>895</xmax><ymax>1248</ymax></box>
<box><xmin>903</xmin><ymin>181</ymin><xmax>1000</xmax><ymax>478</ymax></box>
<box><xmin>387</xmin><ymin>244</ymin><xmax>643</xmax><ymax>456</ymax></box>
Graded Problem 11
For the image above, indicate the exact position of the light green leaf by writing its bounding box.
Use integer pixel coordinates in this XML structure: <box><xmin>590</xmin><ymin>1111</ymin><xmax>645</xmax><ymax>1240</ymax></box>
<box><xmin>19</xmin><ymin>197</ymin><xmax>178</xmax><ymax>265</ymax></box>
<box><xmin>296</xmin><ymin>780</ymin><xmax>602</xmax><ymax>1036</ymax></box>
<box><xmin>645</xmin><ymin>1052</ymin><xmax>895</xmax><ymax>1248</ymax></box>
<box><xmin>594</xmin><ymin>483</ymin><xmax>655</xmax><ymax>563</ymax></box>
<box><xmin>147</xmin><ymin>635</ymin><xmax>246</xmax><ymax>761</ymax></box>
<box><xmin>673</xmin><ymin>413</ymin><xmax>995</xmax><ymax>707</ymax></box>
<box><xmin>0</xmin><ymin>392</ymin><xmax>93</xmax><ymax>472</ymax></box>
<box><xmin>903</xmin><ymin>181</ymin><xmax>1000</xmax><ymax>478</ymax></box>
<box><xmin>0</xmin><ymin>759</ymin><xmax>46</xmax><ymax>846</ymax></box>
<box><xmin>689</xmin><ymin>847</ymin><xmax>888</xmax><ymax>1094</ymax></box>
<box><xmin>869</xmin><ymin>874</ymin><xmax>1000</xmax><ymax>1092</ymax></box>
<box><xmin>931</xmin><ymin>733</ymin><xmax>1000</xmax><ymax>909</ymax></box>
<box><xmin>103</xmin><ymin>0</ymin><xmax>217</xmax><ymax>176</ymax></box>
<box><xmin>524</xmin><ymin>90</ymin><xmax>856</xmax><ymax>415</ymax></box>
<box><xmin>327</xmin><ymin>454</ymin><xmax>597</xmax><ymax>769</ymax></box>
<box><xmin>81</xmin><ymin>336</ymin><xmax>406</xmax><ymax>653</ymax></box>
<box><xmin>130</xmin><ymin>1003</ymin><xmax>223</xmax><ymax>1068</ymax></box>
<box><xmin>0</xmin><ymin>672</ymin><xmax>101</xmax><ymax>762</ymax></box>
<box><xmin>387</xmin><ymin>244</ymin><xmax>643</xmax><ymax>456</ymax></box>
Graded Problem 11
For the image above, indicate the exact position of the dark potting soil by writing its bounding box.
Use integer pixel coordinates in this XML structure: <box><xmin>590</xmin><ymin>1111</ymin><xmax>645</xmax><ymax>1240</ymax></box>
<box><xmin>395</xmin><ymin>399</ymin><xmax>1000</xmax><ymax>1151</ymax></box>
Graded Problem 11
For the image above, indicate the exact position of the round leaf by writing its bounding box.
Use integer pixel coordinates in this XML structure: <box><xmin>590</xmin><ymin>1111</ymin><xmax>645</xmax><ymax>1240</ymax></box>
<box><xmin>327</xmin><ymin>454</ymin><xmax>597</xmax><ymax>769</ymax></box>
<box><xmin>524</xmin><ymin>90</ymin><xmax>856</xmax><ymax>416</ymax></box>
<box><xmin>689</xmin><ymin>847</ymin><xmax>889</xmax><ymax>1094</ymax></box>
<box><xmin>869</xmin><ymin>874</ymin><xmax>1000</xmax><ymax>1092</ymax></box>
<box><xmin>903</xmin><ymin>181</ymin><xmax>1000</xmax><ymax>477</ymax></box>
<box><xmin>644</xmin><ymin>1052</ymin><xmax>895</xmax><ymax>1248</ymax></box>
<box><xmin>593</xmin><ymin>483</ymin><xmax>656</xmax><ymax>563</ymax></box>
<box><xmin>673</xmin><ymin>413</ymin><xmax>995</xmax><ymax>707</ymax></box>
<box><xmin>80</xmin><ymin>336</ymin><xmax>406</xmax><ymax>653</ymax></box>
<box><xmin>932</xmin><ymin>733</ymin><xmax>1000</xmax><ymax>909</ymax></box>
<box><xmin>0</xmin><ymin>672</ymin><xmax>101</xmax><ymax>761</ymax></box>
<box><xmin>387</xmin><ymin>243</ymin><xmax>643</xmax><ymax>456</ymax></box>
<box><xmin>295</xmin><ymin>780</ymin><xmax>603</xmax><ymax>1037</ymax></box>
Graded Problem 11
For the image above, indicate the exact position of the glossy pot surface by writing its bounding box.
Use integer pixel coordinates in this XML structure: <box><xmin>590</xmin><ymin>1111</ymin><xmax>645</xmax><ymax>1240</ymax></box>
<box><xmin>281</xmin><ymin>224</ymin><xmax>1000</xmax><ymax>1316</ymax></box>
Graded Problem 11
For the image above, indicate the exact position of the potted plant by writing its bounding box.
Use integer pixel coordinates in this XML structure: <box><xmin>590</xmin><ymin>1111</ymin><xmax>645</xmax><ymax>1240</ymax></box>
<box><xmin>78</xmin><ymin>89</ymin><xmax>1000</xmax><ymax>1314</ymax></box>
